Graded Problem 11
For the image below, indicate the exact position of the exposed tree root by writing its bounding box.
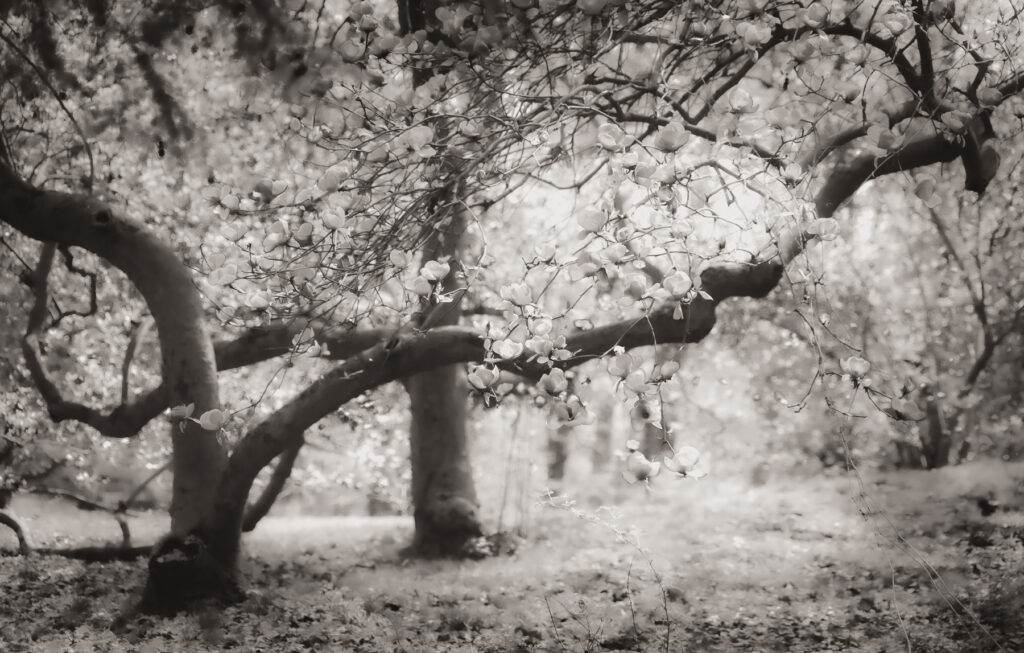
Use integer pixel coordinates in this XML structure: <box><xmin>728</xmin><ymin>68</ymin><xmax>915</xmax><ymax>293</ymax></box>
<box><xmin>138</xmin><ymin>533</ymin><xmax>243</xmax><ymax>615</ymax></box>
<box><xmin>0</xmin><ymin>510</ymin><xmax>31</xmax><ymax>554</ymax></box>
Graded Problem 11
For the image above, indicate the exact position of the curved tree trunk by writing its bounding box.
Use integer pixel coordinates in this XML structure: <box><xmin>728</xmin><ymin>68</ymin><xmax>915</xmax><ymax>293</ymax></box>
<box><xmin>0</xmin><ymin>164</ymin><xmax>234</xmax><ymax>613</ymax></box>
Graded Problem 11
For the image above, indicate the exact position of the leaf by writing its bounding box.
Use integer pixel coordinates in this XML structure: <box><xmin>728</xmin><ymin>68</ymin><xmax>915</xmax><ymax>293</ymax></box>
<box><xmin>623</xmin><ymin>451</ymin><xmax>660</xmax><ymax>483</ymax></box>
<box><xmin>940</xmin><ymin>110</ymin><xmax>973</xmax><ymax>132</ymax></box>
<box><xmin>577</xmin><ymin>209</ymin><xmax>607</xmax><ymax>232</ymax></box>
<box><xmin>468</xmin><ymin>366</ymin><xmax>499</xmax><ymax>390</ymax></box>
<box><xmin>421</xmin><ymin>260</ymin><xmax>451</xmax><ymax>281</ymax></box>
<box><xmin>658</xmin><ymin>360</ymin><xmax>680</xmax><ymax>381</ymax></box>
<box><xmin>208</xmin><ymin>264</ymin><xmax>238</xmax><ymax>286</ymax></box>
<box><xmin>801</xmin><ymin>3</ymin><xmax>828</xmax><ymax>28</ymax></box>
<box><xmin>663</xmin><ymin>271</ymin><xmax>693</xmax><ymax>297</ymax></box>
<box><xmin>597</xmin><ymin>123</ymin><xmax>628</xmax><ymax>151</ymax></box>
<box><xmin>262</xmin><ymin>232</ymin><xmax>288</xmax><ymax>253</ymax></box>
<box><xmin>607</xmin><ymin>353</ymin><xmax>634</xmax><ymax>378</ymax></box>
<box><xmin>406</xmin><ymin>275</ymin><xmax>433</xmax><ymax>296</ymax></box>
<box><xmin>198</xmin><ymin>409</ymin><xmax>227</xmax><ymax>431</ymax></box>
<box><xmin>540</xmin><ymin>369</ymin><xmax>568</xmax><ymax>395</ymax></box>
<box><xmin>624</xmin><ymin>370</ymin><xmax>655</xmax><ymax>395</ymax></box>
<box><xmin>323</xmin><ymin>210</ymin><xmax>347</xmax><ymax>230</ymax></box>
<box><xmin>248</xmin><ymin>292</ymin><xmax>270</xmax><ymax>310</ymax></box>
<box><xmin>654</xmin><ymin>121</ymin><xmax>689</xmax><ymax>152</ymax></box>
<box><xmin>978</xmin><ymin>87</ymin><xmax>1002</xmax><ymax>107</ymax></box>
<box><xmin>914</xmin><ymin>176</ymin><xmax>937</xmax><ymax>203</ymax></box>
<box><xmin>729</xmin><ymin>89</ymin><xmax>757</xmax><ymax>113</ymax></box>
<box><xmin>530</xmin><ymin>318</ymin><xmax>553</xmax><ymax>336</ymax></box>
<box><xmin>665</xmin><ymin>446</ymin><xmax>700</xmax><ymax>475</ymax></box>
<box><xmin>390</xmin><ymin>250</ymin><xmax>410</xmax><ymax>268</ymax></box>
<box><xmin>317</xmin><ymin>168</ymin><xmax>344</xmax><ymax>191</ymax></box>
<box><xmin>782</xmin><ymin>163</ymin><xmax>803</xmax><ymax>183</ymax></box>
<box><xmin>294</xmin><ymin>222</ymin><xmax>314</xmax><ymax>243</ymax></box>
<box><xmin>492</xmin><ymin>339</ymin><xmax>524</xmax><ymax>359</ymax></box>
<box><xmin>840</xmin><ymin>356</ymin><xmax>870</xmax><ymax>377</ymax></box>
<box><xmin>500</xmin><ymin>282</ymin><xmax>533</xmax><ymax>306</ymax></box>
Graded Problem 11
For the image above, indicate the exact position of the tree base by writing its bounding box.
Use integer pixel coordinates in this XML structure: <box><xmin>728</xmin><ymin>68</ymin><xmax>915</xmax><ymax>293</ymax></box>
<box><xmin>138</xmin><ymin>533</ymin><xmax>242</xmax><ymax>615</ymax></box>
<box><xmin>407</xmin><ymin>495</ymin><xmax>486</xmax><ymax>558</ymax></box>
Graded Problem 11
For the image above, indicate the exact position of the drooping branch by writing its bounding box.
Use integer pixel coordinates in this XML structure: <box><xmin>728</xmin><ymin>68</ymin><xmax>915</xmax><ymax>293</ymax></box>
<box><xmin>241</xmin><ymin>436</ymin><xmax>302</xmax><ymax>532</ymax></box>
<box><xmin>121</xmin><ymin>318</ymin><xmax>154</xmax><ymax>404</ymax></box>
<box><xmin>121</xmin><ymin>461</ymin><xmax>170</xmax><ymax>511</ymax></box>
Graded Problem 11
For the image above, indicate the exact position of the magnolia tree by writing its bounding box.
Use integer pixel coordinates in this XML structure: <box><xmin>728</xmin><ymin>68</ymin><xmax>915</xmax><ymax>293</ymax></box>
<box><xmin>2</xmin><ymin>0</ymin><xmax>1024</xmax><ymax>612</ymax></box>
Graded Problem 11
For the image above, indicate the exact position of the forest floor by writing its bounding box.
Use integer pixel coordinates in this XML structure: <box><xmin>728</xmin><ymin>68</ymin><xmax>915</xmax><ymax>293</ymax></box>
<box><xmin>2</xmin><ymin>460</ymin><xmax>1023</xmax><ymax>652</ymax></box>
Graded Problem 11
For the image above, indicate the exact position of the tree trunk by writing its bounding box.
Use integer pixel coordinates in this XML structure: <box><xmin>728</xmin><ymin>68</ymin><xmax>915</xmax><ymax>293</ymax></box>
<box><xmin>548</xmin><ymin>424</ymin><xmax>570</xmax><ymax>482</ymax></box>
<box><xmin>920</xmin><ymin>387</ymin><xmax>952</xmax><ymax>469</ymax></box>
<box><xmin>591</xmin><ymin>402</ymin><xmax>615</xmax><ymax>472</ymax></box>
<box><xmin>0</xmin><ymin>166</ymin><xmax>234</xmax><ymax>613</ymax></box>
<box><xmin>407</xmin><ymin>364</ymin><xmax>482</xmax><ymax>556</ymax></box>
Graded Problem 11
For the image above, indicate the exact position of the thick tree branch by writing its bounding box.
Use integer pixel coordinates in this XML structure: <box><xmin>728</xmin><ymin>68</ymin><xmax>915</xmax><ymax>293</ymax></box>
<box><xmin>212</xmin><ymin>122</ymin><xmax>980</xmax><ymax>521</ymax></box>
<box><xmin>799</xmin><ymin>101</ymin><xmax>922</xmax><ymax>169</ymax></box>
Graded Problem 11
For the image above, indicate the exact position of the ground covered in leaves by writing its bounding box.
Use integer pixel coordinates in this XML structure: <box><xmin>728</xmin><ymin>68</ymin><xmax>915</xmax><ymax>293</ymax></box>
<box><xmin>2</xmin><ymin>460</ymin><xmax>1023</xmax><ymax>652</ymax></box>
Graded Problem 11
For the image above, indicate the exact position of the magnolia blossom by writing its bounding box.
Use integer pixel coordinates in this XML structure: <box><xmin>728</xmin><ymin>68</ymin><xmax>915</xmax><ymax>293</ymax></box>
<box><xmin>623</xmin><ymin>450</ymin><xmax>660</xmax><ymax>484</ymax></box>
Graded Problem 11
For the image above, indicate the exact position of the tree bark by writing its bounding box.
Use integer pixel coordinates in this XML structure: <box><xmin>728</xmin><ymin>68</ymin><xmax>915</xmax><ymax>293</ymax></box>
<box><xmin>405</xmin><ymin>199</ymin><xmax>483</xmax><ymax>556</ymax></box>
<box><xmin>920</xmin><ymin>387</ymin><xmax>952</xmax><ymax>469</ymax></box>
<box><xmin>0</xmin><ymin>164</ymin><xmax>235</xmax><ymax>612</ymax></box>
<box><xmin>407</xmin><ymin>364</ymin><xmax>483</xmax><ymax>556</ymax></box>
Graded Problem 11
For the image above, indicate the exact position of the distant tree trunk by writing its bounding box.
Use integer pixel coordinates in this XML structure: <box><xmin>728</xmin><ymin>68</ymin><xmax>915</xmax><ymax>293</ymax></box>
<box><xmin>548</xmin><ymin>424</ymin><xmax>570</xmax><ymax>481</ymax></box>
<box><xmin>590</xmin><ymin>402</ymin><xmax>615</xmax><ymax>472</ymax></box>
<box><xmin>919</xmin><ymin>386</ymin><xmax>952</xmax><ymax>469</ymax></box>
<box><xmin>892</xmin><ymin>440</ymin><xmax>924</xmax><ymax>469</ymax></box>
